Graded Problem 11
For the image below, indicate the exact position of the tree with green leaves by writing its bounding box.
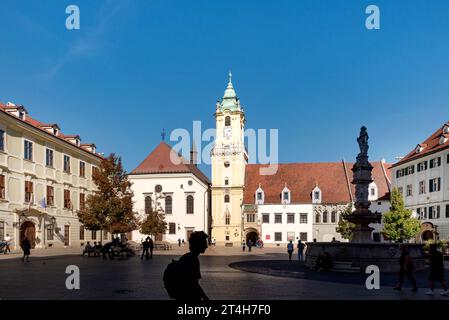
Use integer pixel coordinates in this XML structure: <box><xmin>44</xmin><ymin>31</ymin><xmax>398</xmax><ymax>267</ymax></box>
<box><xmin>382</xmin><ymin>188</ymin><xmax>420</xmax><ymax>243</ymax></box>
<box><xmin>78</xmin><ymin>153</ymin><xmax>139</xmax><ymax>240</ymax></box>
<box><xmin>140</xmin><ymin>196</ymin><xmax>167</xmax><ymax>239</ymax></box>
<box><xmin>336</xmin><ymin>203</ymin><xmax>355</xmax><ymax>240</ymax></box>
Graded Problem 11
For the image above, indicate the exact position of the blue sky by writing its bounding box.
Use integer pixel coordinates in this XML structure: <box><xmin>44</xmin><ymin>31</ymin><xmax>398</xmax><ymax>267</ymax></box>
<box><xmin>1</xmin><ymin>0</ymin><xmax>449</xmax><ymax>176</ymax></box>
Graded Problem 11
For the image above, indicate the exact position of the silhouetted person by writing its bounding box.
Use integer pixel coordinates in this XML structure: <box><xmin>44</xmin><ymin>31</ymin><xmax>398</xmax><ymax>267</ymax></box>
<box><xmin>297</xmin><ymin>240</ymin><xmax>305</xmax><ymax>262</ymax></box>
<box><xmin>177</xmin><ymin>231</ymin><xmax>209</xmax><ymax>301</ymax></box>
<box><xmin>287</xmin><ymin>240</ymin><xmax>294</xmax><ymax>262</ymax></box>
<box><xmin>21</xmin><ymin>236</ymin><xmax>31</xmax><ymax>262</ymax></box>
<box><xmin>242</xmin><ymin>240</ymin><xmax>246</xmax><ymax>252</ymax></box>
<box><xmin>426</xmin><ymin>244</ymin><xmax>448</xmax><ymax>296</ymax></box>
<box><xmin>394</xmin><ymin>245</ymin><xmax>418</xmax><ymax>292</ymax></box>
<box><xmin>149</xmin><ymin>237</ymin><xmax>154</xmax><ymax>259</ymax></box>
<box><xmin>247</xmin><ymin>239</ymin><xmax>253</xmax><ymax>252</ymax></box>
<box><xmin>102</xmin><ymin>242</ymin><xmax>114</xmax><ymax>260</ymax></box>
<box><xmin>178</xmin><ymin>238</ymin><xmax>182</xmax><ymax>247</ymax></box>
<box><xmin>141</xmin><ymin>238</ymin><xmax>150</xmax><ymax>260</ymax></box>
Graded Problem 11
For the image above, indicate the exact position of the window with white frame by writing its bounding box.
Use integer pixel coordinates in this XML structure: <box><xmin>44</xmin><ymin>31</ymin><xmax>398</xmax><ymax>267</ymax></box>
<box><xmin>429</xmin><ymin>178</ymin><xmax>441</xmax><ymax>193</ymax></box>
<box><xmin>0</xmin><ymin>129</ymin><xmax>5</xmax><ymax>152</ymax></box>
<box><xmin>247</xmin><ymin>214</ymin><xmax>255</xmax><ymax>223</ymax></box>
<box><xmin>287</xmin><ymin>213</ymin><xmax>294</xmax><ymax>224</ymax></box>
<box><xmin>406</xmin><ymin>184</ymin><xmax>413</xmax><ymax>197</ymax></box>
<box><xmin>274</xmin><ymin>232</ymin><xmax>282</xmax><ymax>242</ymax></box>
<box><xmin>429</xmin><ymin>157</ymin><xmax>441</xmax><ymax>168</ymax></box>
<box><xmin>274</xmin><ymin>214</ymin><xmax>282</xmax><ymax>224</ymax></box>
<box><xmin>300</xmin><ymin>213</ymin><xmax>307</xmax><ymax>224</ymax></box>
<box><xmin>419</xmin><ymin>181</ymin><xmax>426</xmax><ymax>194</ymax></box>
<box><xmin>299</xmin><ymin>232</ymin><xmax>308</xmax><ymax>242</ymax></box>
<box><xmin>46</xmin><ymin>148</ymin><xmax>54</xmax><ymax>167</ymax></box>
<box><xmin>429</xmin><ymin>206</ymin><xmax>440</xmax><ymax>219</ymax></box>
<box><xmin>262</xmin><ymin>214</ymin><xmax>269</xmax><ymax>223</ymax></box>
<box><xmin>312</xmin><ymin>186</ymin><xmax>321</xmax><ymax>204</ymax></box>
<box><xmin>63</xmin><ymin>155</ymin><xmax>71</xmax><ymax>173</ymax></box>
<box><xmin>24</xmin><ymin>140</ymin><xmax>33</xmax><ymax>161</ymax></box>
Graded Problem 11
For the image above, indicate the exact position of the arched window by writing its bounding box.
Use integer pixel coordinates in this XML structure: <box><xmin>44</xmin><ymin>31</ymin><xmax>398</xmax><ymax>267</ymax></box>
<box><xmin>224</xmin><ymin>195</ymin><xmax>230</xmax><ymax>203</ymax></box>
<box><xmin>186</xmin><ymin>195</ymin><xmax>194</xmax><ymax>214</ymax></box>
<box><xmin>145</xmin><ymin>196</ymin><xmax>152</xmax><ymax>214</ymax></box>
<box><xmin>323</xmin><ymin>211</ymin><xmax>328</xmax><ymax>223</ymax></box>
<box><xmin>331</xmin><ymin>211</ymin><xmax>336</xmax><ymax>223</ymax></box>
<box><xmin>315</xmin><ymin>213</ymin><xmax>321</xmax><ymax>223</ymax></box>
<box><xmin>225</xmin><ymin>213</ymin><xmax>231</xmax><ymax>225</ymax></box>
<box><xmin>165</xmin><ymin>196</ymin><xmax>172</xmax><ymax>214</ymax></box>
<box><xmin>225</xmin><ymin>116</ymin><xmax>231</xmax><ymax>127</ymax></box>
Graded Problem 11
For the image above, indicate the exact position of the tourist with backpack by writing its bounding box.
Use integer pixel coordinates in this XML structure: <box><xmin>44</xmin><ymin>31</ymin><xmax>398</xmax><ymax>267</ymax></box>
<box><xmin>163</xmin><ymin>231</ymin><xmax>209</xmax><ymax>301</ymax></box>
<box><xmin>287</xmin><ymin>240</ymin><xmax>294</xmax><ymax>262</ymax></box>
<box><xmin>297</xmin><ymin>239</ymin><xmax>305</xmax><ymax>262</ymax></box>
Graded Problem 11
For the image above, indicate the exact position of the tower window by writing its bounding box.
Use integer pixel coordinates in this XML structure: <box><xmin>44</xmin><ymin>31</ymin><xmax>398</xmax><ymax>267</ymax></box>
<box><xmin>225</xmin><ymin>116</ymin><xmax>231</xmax><ymax>127</ymax></box>
<box><xmin>224</xmin><ymin>195</ymin><xmax>230</xmax><ymax>203</ymax></box>
<box><xmin>225</xmin><ymin>178</ymin><xmax>229</xmax><ymax>186</ymax></box>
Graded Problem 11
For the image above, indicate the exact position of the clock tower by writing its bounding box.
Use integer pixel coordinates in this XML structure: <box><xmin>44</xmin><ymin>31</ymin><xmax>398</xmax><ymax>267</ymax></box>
<box><xmin>211</xmin><ymin>73</ymin><xmax>248</xmax><ymax>246</ymax></box>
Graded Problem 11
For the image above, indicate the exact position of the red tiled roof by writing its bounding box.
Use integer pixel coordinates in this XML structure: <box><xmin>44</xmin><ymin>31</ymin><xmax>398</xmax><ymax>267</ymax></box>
<box><xmin>0</xmin><ymin>102</ymin><xmax>102</xmax><ymax>159</ymax></box>
<box><xmin>393</xmin><ymin>121</ymin><xmax>449</xmax><ymax>167</ymax></box>
<box><xmin>243</xmin><ymin>161</ymin><xmax>391</xmax><ymax>204</ymax></box>
<box><xmin>130</xmin><ymin>142</ymin><xmax>211</xmax><ymax>185</ymax></box>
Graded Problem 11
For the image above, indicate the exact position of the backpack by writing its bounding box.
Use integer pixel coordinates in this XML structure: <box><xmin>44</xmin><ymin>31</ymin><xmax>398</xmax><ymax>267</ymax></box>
<box><xmin>163</xmin><ymin>259</ymin><xmax>187</xmax><ymax>299</ymax></box>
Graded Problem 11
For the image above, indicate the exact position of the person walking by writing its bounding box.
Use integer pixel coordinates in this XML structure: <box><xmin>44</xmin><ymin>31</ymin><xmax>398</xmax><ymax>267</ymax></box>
<box><xmin>101</xmin><ymin>242</ymin><xmax>114</xmax><ymax>260</ymax></box>
<box><xmin>175</xmin><ymin>231</ymin><xmax>210</xmax><ymax>301</ymax></box>
<box><xmin>4</xmin><ymin>234</ymin><xmax>11</xmax><ymax>254</ymax></box>
<box><xmin>178</xmin><ymin>238</ymin><xmax>182</xmax><ymax>247</ymax></box>
<box><xmin>247</xmin><ymin>239</ymin><xmax>253</xmax><ymax>252</ymax></box>
<box><xmin>394</xmin><ymin>245</ymin><xmax>418</xmax><ymax>292</ymax></box>
<box><xmin>21</xmin><ymin>236</ymin><xmax>31</xmax><ymax>262</ymax></box>
<box><xmin>297</xmin><ymin>239</ymin><xmax>305</xmax><ymax>262</ymax></box>
<box><xmin>149</xmin><ymin>237</ymin><xmax>154</xmax><ymax>259</ymax></box>
<box><xmin>426</xmin><ymin>244</ymin><xmax>449</xmax><ymax>296</ymax></box>
<box><xmin>242</xmin><ymin>240</ymin><xmax>246</xmax><ymax>252</ymax></box>
<box><xmin>287</xmin><ymin>240</ymin><xmax>294</xmax><ymax>262</ymax></box>
<box><xmin>141</xmin><ymin>238</ymin><xmax>150</xmax><ymax>260</ymax></box>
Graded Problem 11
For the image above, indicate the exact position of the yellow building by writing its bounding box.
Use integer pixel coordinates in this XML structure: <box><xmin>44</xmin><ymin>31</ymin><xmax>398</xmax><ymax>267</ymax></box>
<box><xmin>0</xmin><ymin>101</ymin><xmax>103</xmax><ymax>250</ymax></box>
<box><xmin>211</xmin><ymin>74</ymin><xmax>248</xmax><ymax>246</ymax></box>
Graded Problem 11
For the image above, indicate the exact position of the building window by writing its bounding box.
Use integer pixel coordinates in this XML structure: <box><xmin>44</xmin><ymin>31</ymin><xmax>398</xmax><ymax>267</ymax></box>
<box><xmin>46</xmin><ymin>149</ymin><xmax>54</xmax><ymax>167</ymax></box>
<box><xmin>225</xmin><ymin>178</ymin><xmax>229</xmax><ymax>186</ymax></box>
<box><xmin>406</xmin><ymin>184</ymin><xmax>413</xmax><ymax>197</ymax></box>
<box><xmin>47</xmin><ymin>186</ymin><xmax>54</xmax><ymax>206</ymax></box>
<box><xmin>446</xmin><ymin>204</ymin><xmax>449</xmax><ymax>218</ymax></box>
<box><xmin>169</xmin><ymin>223</ymin><xmax>176</xmax><ymax>235</ymax></box>
<box><xmin>323</xmin><ymin>211</ymin><xmax>328</xmax><ymax>223</ymax></box>
<box><xmin>63</xmin><ymin>155</ymin><xmax>71</xmax><ymax>173</ymax></box>
<box><xmin>315</xmin><ymin>213</ymin><xmax>321</xmax><ymax>223</ymax></box>
<box><xmin>419</xmin><ymin>181</ymin><xmax>426</xmax><ymax>194</ymax></box>
<box><xmin>331</xmin><ymin>211</ymin><xmax>337</xmax><ymax>223</ymax></box>
<box><xmin>79</xmin><ymin>225</ymin><xmax>85</xmax><ymax>240</ymax></box>
<box><xmin>0</xmin><ymin>221</ymin><xmax>4</xmax><ymax>242</ymax></box>
<box><xmin>283</xmin><ymin>192</ymin><xmax>290</xmax><ymax>201</ymax></box>
<box><xmin>429</xmin><ymin>178</ymin><xmax>441</xmax><ymax>193</ymax></box>
<box><xmin>91</xmin><ymin>230</ymin><xmax>97</xmax><ymax>240</ymax></box>
<box><xmin>417</xmin><ymin>207</ymin><xmax>427</xmax><ymax>220</ymax></box>
<box><xmin>300</xmin><ymin>232</ymin><xmax>308</xmax><ymax>242</ymax></box>
<box><xmin>80</xmin><ymin>161</ymin><xmax>86</xmax><ymax>177</ymax></box>
<box><xmin>47</xmin><ymin>224</ymin><xmax>54</xmax><ymax>240</ymax></box>
<box><xmin>165</xmin><ymin>196</ymin><xmax>172</xmax><ymax>214</ymax></box>
<box><xmin>429</xmin><ymin>157</ymin><xmax>441</xmax><ymax>168</ymax></box>
<box><xmin>224</xmin><ymin>195</ymin><xmax>230</xmax><ymax>203</ymax></box>
<box><xmin>186</xmin><ymin>195</ymin><xmax>194</xmax><ymax>214</ymax></box>
<box><xmin>25</xmin><ymin>181</ymin><xmax>33</xmax><ymax>203</ymax></box>
<box><xmin>0</xmin><ymin>129</ymin><xmax>4</xmax><ymax>151</ymax></box>
<box><xmin>225</xmin><ymin>116</ymin><xmax>231</xmax><ymax>127</ymax></box>
<box><xmin>257</xmin><ymin>192</ymin><xmax>263</xmax><ymax>201</ymax></box>
<box><xmin>287</xmin><ymin>213</ymin><xmax>295</xmax><ymax>224</ymax></box>
<box><xmin>64</xmin><ymin>189</ymin><xmax>71</xmax><ymax>209</ymax></box>
<box><xmin>0</xmin><ymin>175</ymin><xmax>5</xmax><ymax>199</ymax></box>
<box><xmin>24</xmin><ymin>140</ymin><xmax>33</xmax><ymax>161</ymax></box>
<box><xmin>80</xmin><ymin>193</ymin><xmax>85</xmax><ymax>210</ymax></box>
<box><xmin>314</xmin><ymin>191</ymin><xmax>320</xmax><ymax>200</ymax></box>
<box><xmin>262</xmin><ymin>214</ymin><xmax>269</xmax><ymax>223</ymax></box>
<box><xmin>92</xmin><ymin>166</ymin><xmax>99</xmax><ymax>179</ymax></box>
<box><xmin>429</xmin><ymin>206</ymin><xmax>440</xmax><ymax>219</ymax></box>
<box><xmin>145</xmin><ymin>196</ymin><xmax>152</xmax><ymax>214</ymax></box>
<box><xmin>274</xmin><ymin>214</ymin><xmax>282</xmax><ymax>224</ymax></box>
<box><xmin>417</xmin><ymin>161</ymin><xmax>428</xmax><ymax>172</ymax></box>
<box><xmin>274</xmin><ymin>232</ymin><xmax>282</xmax><ymax>242</ymax></box>
<box><xmin>447</xmin><ymin>154</ymin><xmax>449</xmax><ymax>164</ymax></box>
<box><xmin>247</xmin><ymin>214</ymin><xmax>255</xmax><ymax>223</ymax></box>
<box><xmin>300</xmin><ymin>213</ymin><xmax>308</xmax><ymax>224</ymax></box>
<box><xmin>405</xmin><ymin>165</ymin><xmax>414</xmax><ymax>175</ymax></box>
<box><xmin>370</xmin><ymin>188</ymin><xmax>375</xmax><ymax>196</ymax></box>
<box><xmin>225</xmin><ymin>213</ymin><xmax>230</xmax><ymax>225</ymax></box>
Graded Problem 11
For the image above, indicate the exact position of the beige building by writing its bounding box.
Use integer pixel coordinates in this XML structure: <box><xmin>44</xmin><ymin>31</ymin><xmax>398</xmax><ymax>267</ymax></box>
<box><xmin>0</xmin><ymin>101</ymin><xmax>103</xmax><ymax>250</ymax></box>
<box><xmin>211</xmin><ymin>74</ymin><xmax>248</xmax><ymax>246</ymax></box>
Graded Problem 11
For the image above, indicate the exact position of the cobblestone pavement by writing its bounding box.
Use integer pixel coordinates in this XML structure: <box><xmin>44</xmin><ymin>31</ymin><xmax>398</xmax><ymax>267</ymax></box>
<box><xmin>0</xmin><ymin>246</ymin><xmax>448</xmax><ymax>300</ymax></box>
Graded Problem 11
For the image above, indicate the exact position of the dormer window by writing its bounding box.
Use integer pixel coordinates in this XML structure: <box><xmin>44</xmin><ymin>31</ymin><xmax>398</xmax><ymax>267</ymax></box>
<box><xmin>415</xmin><ymin>144</ymin><xmax>425</xmax><ymax>154</ymax></box>
<box><xmin>312</xmin><ymin>186</ymin><xmax>322</xmax><ymax>204</ymax></box>
<box><xmin>255</xmin><ymin>185</ymin><xmax>264</xmax><ymax>205</ymax></box>
<box><xmin>439</xmin><ymin>135</ymin><xmax>448</xmax><ymax>145</ymax></box>
<box><xmin>281</xmin><ymin>185</ymin><xmax>291</xmax><ymax>204</ymax></box>
<box><xmin>225</xmin><ymin>116</ymin><xmax>231</xmax><ymax>127</ymax></box>
<box><xmin>368</xmin><ymin>182</ymin><xmax>378</xmax><ymax>201</ymax></box>
<box><xmin>19</xmin><ymin>111</ymin><xmax>25</xmax><ymax>120</ymax></box>
<box><xmin>443</xmin><ymin>124</ymin><xmax>449</xmax><ymax>134</ymax></box>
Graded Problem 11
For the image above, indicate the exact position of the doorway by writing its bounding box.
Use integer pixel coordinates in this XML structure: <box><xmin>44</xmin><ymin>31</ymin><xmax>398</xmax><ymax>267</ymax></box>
<box><xmin>20</xmin><ymin>221</ymin><xmax>36</xmax><ymax>248</ymax></box>
<box><xmin>246</xmin><ymin>230</ymin><xmax>259</xmax><ymax>245</ymax></box>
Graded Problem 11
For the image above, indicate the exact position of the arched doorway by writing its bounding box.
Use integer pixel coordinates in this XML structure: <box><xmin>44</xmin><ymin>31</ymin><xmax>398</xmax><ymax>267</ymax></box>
<box><xmin>20</xmin><ymin>221</ymin><xmax>36</xmax><ymax>248</ymax></box>
<box><xmin>420</xmin><ymin>222</ymin><xmax>436</xmax><ymax>242</ymax></box>
<box><xmin>246</xmin><ymin>230</ymin><xmax>259</xmax><ymax>245</ymax></box>
<box><xmin>422</xmin><ymin>230</ymin><xmax>434</xmax><ymax>241</ymax></box>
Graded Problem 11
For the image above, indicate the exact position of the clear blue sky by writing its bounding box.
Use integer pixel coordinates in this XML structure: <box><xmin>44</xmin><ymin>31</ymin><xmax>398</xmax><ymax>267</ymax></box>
<box><xmin>1</xmin><ymin>0</ymin><xmax>449</xmax><ymax>176</ymax></box>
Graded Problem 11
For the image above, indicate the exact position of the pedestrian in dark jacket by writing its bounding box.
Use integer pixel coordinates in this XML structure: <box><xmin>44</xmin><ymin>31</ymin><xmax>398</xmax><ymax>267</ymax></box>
<box><xmin>426</xmin><ymin>244</ymin><xmax>449</xmax><ymax>296</ymax></box>
<box><xmin>21</xmin><ymin>237</ymin><xmax>31</xmax><ymax>262</ymax></box>
<box><xmin>394</xmin><ymin>245</ymin><xmax>418</xmax><ymax>292</ymax></box>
